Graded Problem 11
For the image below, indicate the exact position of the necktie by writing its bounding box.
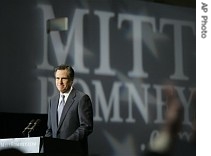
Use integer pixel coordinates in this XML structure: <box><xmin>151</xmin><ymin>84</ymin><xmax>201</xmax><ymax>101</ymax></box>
<box><xmin>58</xmin><ymin>95</ymin><xmax>65</xmax><ymax>124</ymax></box>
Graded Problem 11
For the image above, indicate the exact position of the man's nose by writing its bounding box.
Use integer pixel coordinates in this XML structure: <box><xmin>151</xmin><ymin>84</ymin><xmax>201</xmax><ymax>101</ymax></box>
<box><xmin>59</xmin><ymin>79</ymin><xmax>63</xmax><ymax>83</ymax></box>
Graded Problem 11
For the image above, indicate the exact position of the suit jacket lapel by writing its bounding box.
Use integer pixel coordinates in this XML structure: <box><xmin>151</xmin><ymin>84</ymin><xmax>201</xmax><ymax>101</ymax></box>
<box><xmin>57</xmin><ymin>88</ymin><xmax>76</xmax><ymax>129</ymax></box>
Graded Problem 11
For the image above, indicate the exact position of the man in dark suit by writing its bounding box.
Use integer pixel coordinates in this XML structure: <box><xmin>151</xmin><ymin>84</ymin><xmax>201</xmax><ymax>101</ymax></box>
<box><xmin>45</xmin><ymin>65</ymin><xmax>93</xmax><ymax>155</ymax></box>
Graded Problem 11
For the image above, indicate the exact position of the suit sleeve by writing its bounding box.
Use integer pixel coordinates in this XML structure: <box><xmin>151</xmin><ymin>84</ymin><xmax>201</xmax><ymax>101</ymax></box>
<box><xmin>67</xmin><ymin>94</ymin><xmax>93</xmax><ymax>141</ymax></box>
<box><xmin>45</xmin><ymin>100</ymin><xmax>53</xmax><ymax>137</ymax></box>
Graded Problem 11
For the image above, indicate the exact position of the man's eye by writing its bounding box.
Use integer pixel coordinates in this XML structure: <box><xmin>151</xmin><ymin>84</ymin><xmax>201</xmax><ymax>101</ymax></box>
<box><xmin>56</xmin><ymin>77</ymin><xmax>68</xmax><ymax>80</ymax></box>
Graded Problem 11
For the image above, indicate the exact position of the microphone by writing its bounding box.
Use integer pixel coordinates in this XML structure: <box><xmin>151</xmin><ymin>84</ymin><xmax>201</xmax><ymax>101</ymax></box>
<box><xmin>27</xmin><ymin>119</ymin><xmax>41</xmax><ymax>136</ymax></box>
<box><xmin>22</xmin><ymin>119</ymin><xmax>35</xmax><ymax>135</ymax></box>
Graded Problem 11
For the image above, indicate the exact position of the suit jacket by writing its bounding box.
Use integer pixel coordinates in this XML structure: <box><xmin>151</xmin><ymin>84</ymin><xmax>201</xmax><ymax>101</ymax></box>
<box><xmin>45</xmin><ymin>87</ymin><xmax>93</xmax><ymax>154</ymax></box>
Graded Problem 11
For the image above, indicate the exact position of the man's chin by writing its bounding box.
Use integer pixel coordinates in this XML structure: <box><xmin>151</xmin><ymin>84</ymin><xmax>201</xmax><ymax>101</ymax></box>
<box><xmin>58</xmin><ymin>88</ymin><xmax>65</xmax><ymax>93</ymax></box>
<box><xmin>59</xmin><ymin>89</ymin><xmax>68</xmax><ymax>93</ymax></box>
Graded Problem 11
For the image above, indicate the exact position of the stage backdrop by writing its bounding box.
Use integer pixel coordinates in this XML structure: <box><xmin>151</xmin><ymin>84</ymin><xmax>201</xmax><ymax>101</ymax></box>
<box><xmin>0</xmin><ymin>0</ymin><xmax>195</xmax><ymax>156</ymax></box>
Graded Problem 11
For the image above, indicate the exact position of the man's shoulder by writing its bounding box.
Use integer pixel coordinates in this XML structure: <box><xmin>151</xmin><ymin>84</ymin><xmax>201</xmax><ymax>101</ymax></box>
<box><xmin>72</xmin><ymin>87</ymin><xmax>89</xmax><ymax>98</ymax></box>
<box><xmin>74</xmin><ymin>88</ymin><xmax>86</xmax><ymax>96</ymax></box>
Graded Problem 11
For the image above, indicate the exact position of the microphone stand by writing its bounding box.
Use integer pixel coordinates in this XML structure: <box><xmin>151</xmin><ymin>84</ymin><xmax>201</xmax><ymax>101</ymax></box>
<box><xmin>27</xmin><ymin>119</ymin><xmax>41</xmax><ymax>137</ymax></box>
<box><xmin>22</xmin><ymin>119</ymin><xmax>35</xmax><ymax>137</ymax></box>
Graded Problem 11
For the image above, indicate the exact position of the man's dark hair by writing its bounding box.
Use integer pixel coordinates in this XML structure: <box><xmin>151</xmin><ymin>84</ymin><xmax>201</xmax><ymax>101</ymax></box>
<box><xmin>54</xmin><ymin>64</ymin><xmax>74</xmax><ymax>81</ymax></box>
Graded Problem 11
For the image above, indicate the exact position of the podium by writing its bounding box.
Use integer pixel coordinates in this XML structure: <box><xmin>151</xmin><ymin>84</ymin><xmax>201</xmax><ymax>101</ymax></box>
<box><xmin>0</xmin><ymin>137</ymin><xmax>86</xmax><ymax>155</ymax></box>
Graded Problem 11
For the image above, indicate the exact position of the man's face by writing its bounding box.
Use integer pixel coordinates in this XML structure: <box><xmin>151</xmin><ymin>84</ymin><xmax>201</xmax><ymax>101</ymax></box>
<box><xmin>55</xmin><ymin>69</ymin><xmax>72</xmax><ymax>93</ymax></box>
